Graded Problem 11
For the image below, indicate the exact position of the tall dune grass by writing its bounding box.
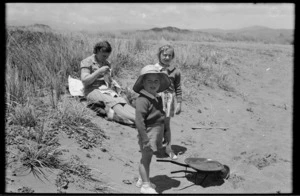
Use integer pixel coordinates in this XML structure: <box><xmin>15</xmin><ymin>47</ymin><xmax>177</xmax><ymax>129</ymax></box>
<box><xmin>5</xmin><ymin>27</ymin><xmax>240</xmax><ymax>122</ymax></box>
<box><xmin>6</xmin><ymin>29</ymin><xmax>87</xmax><ymax>108</ymax></box>
<box><xmin>6</xmin><ymin>27</ymin><xmax>237</xmax><ymax>110</ymax></box>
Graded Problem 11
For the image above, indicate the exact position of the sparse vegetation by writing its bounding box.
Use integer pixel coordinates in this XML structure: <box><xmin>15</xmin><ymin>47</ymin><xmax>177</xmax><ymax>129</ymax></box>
<box><xmin>5</xmin><ymin>25</ymin><xmax>293</xmax><ymax>193</ymax></box>
<box><xmin>51</xmin><ymin>97</ymin><xmax>109</xmax><ymax>149</ymax></box>
<box><xmin>8</xmin><ymin>103</ymin><xmax>38</xmax><ymax>127</ymax></box>
<box><xmin>17</xmin><ymin>142</ymin><xmax>63</xmax><ymax>182</ymax></box>
<box><xmin>17</xmin><ymin>186</ymin><xmax>35</xmax><ymax>193</ymax></box>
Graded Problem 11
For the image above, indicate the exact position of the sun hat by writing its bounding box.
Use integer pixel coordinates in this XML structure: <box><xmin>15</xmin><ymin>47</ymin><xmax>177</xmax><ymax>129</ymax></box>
<box><xmin>133</xmin><ymin>64</ymin><xmax>171</xmax><ymax>93</ymax></box>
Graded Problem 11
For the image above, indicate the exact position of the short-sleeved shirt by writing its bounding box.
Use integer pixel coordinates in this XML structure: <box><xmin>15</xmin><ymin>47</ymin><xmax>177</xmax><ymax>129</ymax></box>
<box><xmin>80</xmin><ymin>54</ymin><xmax>111</xmax><ymax>95</ymax></box>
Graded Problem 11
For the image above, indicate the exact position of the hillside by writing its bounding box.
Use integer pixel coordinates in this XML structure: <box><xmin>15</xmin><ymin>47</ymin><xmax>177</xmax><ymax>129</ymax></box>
<box><xmin>142</xmin><ymin>26</ymin><xmax>192</xmax><ymax>34</ymax></box>
<box><xmin>141</xmin><ymin>25</ymin><xmax>293</xmax><ymax>45</ymax></box>
<box><xmin>196</xmin><ymin>25</ymin><xmax>294</xmax><ymax>45</ymax></box>
<box><xmin>6</xmin><ymin>24</ymin><xmax>294</xmax><ymax>45</ymax></box>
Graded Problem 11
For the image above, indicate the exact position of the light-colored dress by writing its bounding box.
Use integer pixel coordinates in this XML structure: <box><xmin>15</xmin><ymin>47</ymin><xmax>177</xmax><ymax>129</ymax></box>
<box><xmin>154</xmin><ymin>63</ymin><xmax>178</xmax><ymax>117</ymax></box>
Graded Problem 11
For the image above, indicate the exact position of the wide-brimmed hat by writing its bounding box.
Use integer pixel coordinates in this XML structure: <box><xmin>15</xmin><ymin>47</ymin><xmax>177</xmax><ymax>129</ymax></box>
<box><xmin>133</xmin><ymin>64</ymin><xmax>171</xmax><ymax>93</ymax></box>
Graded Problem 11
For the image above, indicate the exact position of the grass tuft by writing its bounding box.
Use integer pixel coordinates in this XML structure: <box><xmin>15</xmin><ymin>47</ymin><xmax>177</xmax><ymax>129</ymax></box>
<box><xmin>18</xmin><ymin>142</ymin><xmax>64</xmax><ymax>182</ymax></box>
<box><xmin>9</xmin><ymin>103</ymin><xmax>38</xmax><ymax>127</ymax></box>
<box><xmin>51</xmin><ymin>97</ymin><xmax>108</xmax><ymax>149</ymax></box>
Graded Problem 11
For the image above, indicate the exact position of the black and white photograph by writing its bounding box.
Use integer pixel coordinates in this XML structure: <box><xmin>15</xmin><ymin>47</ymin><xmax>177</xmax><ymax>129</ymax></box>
<box><xmin>5</xmin><ymin>3</ymin><xmax>294</xmax><ymax>194</ymax></box>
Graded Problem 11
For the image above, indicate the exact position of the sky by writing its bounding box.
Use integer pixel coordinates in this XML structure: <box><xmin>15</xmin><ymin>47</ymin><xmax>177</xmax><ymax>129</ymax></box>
<box><xmin>5</xmin><ymin>3</ymin><xmax>295</xmax><ymax>32</ymax></box>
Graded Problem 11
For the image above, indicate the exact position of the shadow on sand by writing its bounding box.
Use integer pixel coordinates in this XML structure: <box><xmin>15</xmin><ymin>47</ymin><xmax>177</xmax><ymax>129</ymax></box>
<box><xmin>150</xmin><ymin>175</ymin><xmax>180</xmax><ymax>193</ymax></box>
<box><xmin>155</xmin><ymin>144</ymin><xmax>188</xmax><ymax>158</ymax></box>
<box><xmin>173</xmin><ymin>165</ymin><xmax>231</xmax><ymax>190</ymax></box>
<box><xmin>172</xmin><ymin>144</ymin><xmax>187</xmax><ymax>155</ymax></box>
<box><xmin>186</xmin><ymin>172</ymin><xmax>225</xmax><ymax>188</ymax></box>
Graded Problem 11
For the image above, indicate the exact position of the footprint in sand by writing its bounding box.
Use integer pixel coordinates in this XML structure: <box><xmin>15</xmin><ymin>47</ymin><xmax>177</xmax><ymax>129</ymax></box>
<box><xmin>232</xmin><ymin>156</ymin><xmax>242</xmax><ymax>161</ymax></box>
<box><xmin>180</xmin><ymin>136</ymin><xmax>196</xmax><ymax>147</ymax></box>
<box><xmin>228</xmin><ymin>173</ymin><xmax>245</xmax><ymax>189</ymax></box>
<box><xmin>242</xmin><ymin>152</ymin><xmax>279</xmax><ymax>170</ymax></box>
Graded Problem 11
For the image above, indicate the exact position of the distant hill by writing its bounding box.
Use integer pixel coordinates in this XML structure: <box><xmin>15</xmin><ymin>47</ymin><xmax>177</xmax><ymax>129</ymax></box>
<box><xmin>30</xmin><ymin>24</ymin><xmax>52</xmax><ymax>30</ymax></box>
<box><xmin>196</xmin><ymin>25</ymin><xmax>294</xmax><ymax>44</ymax></box>
<box><xmin>138</xmin><ymin>25</ymin><xmax>293</xmax><ymax>44</ymax></box>
<box><xmin>6</xmin><ymin>23</ymin><xmax>293</xmax><ymax>45</ymax></box>
<box><xmin>7</xmin><ymin>23</ymin><xmax>52</xmax><ymax>32</ymax></box>
<box><xmin>230</xmin><ymin>25</ymin><xmax>272</xmax><ymax>32</ymax></box>
<box><xmin>141</xmin><ymin>26</ymin><xmax>192</xmax><ymax>34</ymax></box>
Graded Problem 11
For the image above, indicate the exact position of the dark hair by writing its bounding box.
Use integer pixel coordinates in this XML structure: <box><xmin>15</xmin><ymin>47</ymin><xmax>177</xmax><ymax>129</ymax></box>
<box><xmin>93</xmin><ymin>41</ymin><xmax>112</xmax><ymax>54</ymax></box>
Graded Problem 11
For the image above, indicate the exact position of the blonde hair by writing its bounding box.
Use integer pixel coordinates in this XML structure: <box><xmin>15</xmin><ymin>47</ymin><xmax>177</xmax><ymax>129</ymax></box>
<box><xmin>157</xmin><ymin>45</ymin><xmax>175</xmax><ymax>64</ymax></box>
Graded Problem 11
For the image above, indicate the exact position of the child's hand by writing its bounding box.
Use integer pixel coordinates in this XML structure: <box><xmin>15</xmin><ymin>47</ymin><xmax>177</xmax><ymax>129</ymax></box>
<box><xmin>175</xmin><ymin>102</ymin><xmax>182</xmax><ymax>114</ymax></box>
<box><xmin>142</xmin><ymin>141</ymin><xmax>151</xmax><ymax>150</ymax></box>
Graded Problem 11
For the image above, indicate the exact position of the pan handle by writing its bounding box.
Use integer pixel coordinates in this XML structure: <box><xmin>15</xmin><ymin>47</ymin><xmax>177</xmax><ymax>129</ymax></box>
<box><xmin>171</xmin><ymin>170</ymin><xmax>194</xmax><ymax>174</ymax></box>
<box><xmin>157</xmin><ymin>159</ymin><xmax>189</xmax><ymax>167</ymax></box>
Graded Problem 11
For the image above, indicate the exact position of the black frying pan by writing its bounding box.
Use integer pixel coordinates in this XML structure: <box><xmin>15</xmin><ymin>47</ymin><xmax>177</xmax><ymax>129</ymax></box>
<box><xmin>157</xmin><ymin>158</ymin><xmax>224</xmax><ymax>172</ymax></box>
<box><xmin>157</xmin><ymin>158</ymin><xmax>230</xmax><ymax>186</ymax></box>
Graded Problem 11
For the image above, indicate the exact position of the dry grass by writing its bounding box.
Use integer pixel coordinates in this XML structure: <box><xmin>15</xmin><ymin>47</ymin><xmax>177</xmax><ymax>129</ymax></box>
<box><xmin>5</xmin><ymin>27</ymin><xmax>240</xmax><ymax>172</ymax></box>
<box><xmin>17</xmin><ymin>142</ymin><xmax>63</xmax><ymax>182</ymax></box>
<box><xmin>6</xmin><ymin>26</ymin><xmax>279</xmax><ymax>190</ymax></box>
<box><xmin>56</xmin><ymin>97</ymin><xmax>96</xmax><ymax>125</ymax></box>
<box><xmin>8</xmin><ymin>103</ymin><xmax>38</xmax><ymax>127</ymax></box>
<box><xmin>51</xmin><ymin>96</ymin><xmax>108</xmax><ymax>149</ymax></box>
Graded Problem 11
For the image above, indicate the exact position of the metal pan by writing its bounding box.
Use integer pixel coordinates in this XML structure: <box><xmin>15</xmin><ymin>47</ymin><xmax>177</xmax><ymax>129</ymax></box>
<box><xmin>157</xmin><ymin>158</ymin><xmax>224</xmax><ymax>172</ymax></box>
<box><xmin>185</xmin><ymin>158</ymin><xmax>224</xmax><ymax>172</ymax></box>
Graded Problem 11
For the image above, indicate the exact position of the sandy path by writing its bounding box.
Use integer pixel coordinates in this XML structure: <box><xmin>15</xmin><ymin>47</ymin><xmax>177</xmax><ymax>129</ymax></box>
<box><xmin>93</xmin><ymin>46</ymin><xmax>293</xmax><ymax>193</ymax></box>
<box><xmin>5</xmin><ymin>43</ymin><xmax>293</xmax><ymax>194</ymax></box>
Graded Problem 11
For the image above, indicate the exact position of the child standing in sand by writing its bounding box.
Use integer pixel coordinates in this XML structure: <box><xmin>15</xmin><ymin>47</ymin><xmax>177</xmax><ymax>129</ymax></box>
<box><xmin>133</xmin><ymin>64</ymin><xmax>171</xmax><ymax>194</ymax></box>
<box><xmin>154</xmin><ymin>44</ymin><xmax>182</xmax><ymax>160</ymax></box>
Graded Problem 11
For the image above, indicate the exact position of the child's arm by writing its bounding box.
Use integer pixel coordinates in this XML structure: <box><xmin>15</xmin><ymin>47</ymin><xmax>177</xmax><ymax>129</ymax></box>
<box><xmin>135</xmin><ymin>97</ymin><xmax>150</xmax><ymax>145</ymax></box>
<box><xmin>174</xmin><ymin>70</ymin><xmax>182</xmax><ymax>114</ymax></box>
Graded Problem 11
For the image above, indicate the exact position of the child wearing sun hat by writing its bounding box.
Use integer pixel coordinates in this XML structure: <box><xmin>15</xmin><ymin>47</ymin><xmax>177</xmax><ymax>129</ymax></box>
<box><xmin>133</xmin><ymin>64</ymin><xmax>171</xmax><ymax>194</ymax></box>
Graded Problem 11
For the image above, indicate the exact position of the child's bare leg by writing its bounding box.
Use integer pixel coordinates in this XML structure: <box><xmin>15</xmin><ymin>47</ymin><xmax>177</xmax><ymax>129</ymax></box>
<box><xmin>138</xmin><ymin>149</ymin><xmax>157</xmax><ymax>193</ymax></box>
<box><xmin>136</xmin><ymin>146</ymin><xmax>157</xmax><ymax>189</ymax></box>
<box><xmin>164</xmin><ymin>117</ymin><xmax>177</xmax><ymax>159</ymax></box>
<box><xmin>139</xmin><ymin>148</ymin><xmax>153</xmax><ymax>183</ymax></box>
<box><xmin>164</xmin><ymin>117</ymin><xmax>172</xmax><ymax>152</ymax></box>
